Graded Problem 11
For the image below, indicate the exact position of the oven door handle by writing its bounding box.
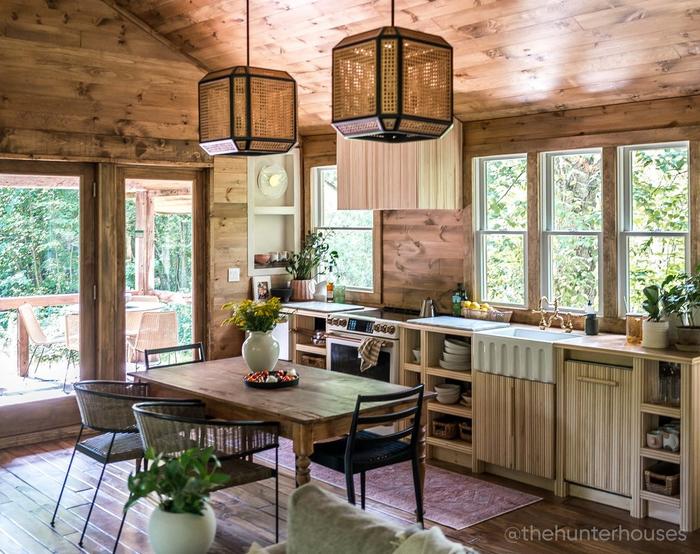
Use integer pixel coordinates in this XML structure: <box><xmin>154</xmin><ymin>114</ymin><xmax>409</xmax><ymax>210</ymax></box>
<box><xmin>327</xmin><ymin>334</ymin><xmax>394</xmax><ymax>348</ymax></box>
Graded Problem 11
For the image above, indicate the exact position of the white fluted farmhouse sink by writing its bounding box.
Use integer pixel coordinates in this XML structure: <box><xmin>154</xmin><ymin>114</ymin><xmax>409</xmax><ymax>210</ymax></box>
<box><xmin>472</xmin><ymin>327</ymin><xmax>581</xmax><ymax>383</ymax></box>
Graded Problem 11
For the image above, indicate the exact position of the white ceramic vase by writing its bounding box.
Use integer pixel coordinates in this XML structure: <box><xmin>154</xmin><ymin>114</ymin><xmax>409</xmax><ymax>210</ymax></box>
<box><xmin>641</xmin><ymin>319</ymin><xmax>670</xmax><ymax>349</ymax></box>
<box><xmin>148</xmin><ymin>503</ymin><xmax>216</xmax><ymax>554</ymax></box>
<box><xmin>242</xmin><ymin>330</ymin><xmax>280</xmax><ymax>371</ymax></box>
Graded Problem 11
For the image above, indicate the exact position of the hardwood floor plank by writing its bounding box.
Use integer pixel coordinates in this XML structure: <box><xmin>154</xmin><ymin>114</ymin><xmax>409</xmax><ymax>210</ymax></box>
<box><xmin>1</xmin><ymin>440</ymin><xmax>699</xmax><ymax>553</ymax></box>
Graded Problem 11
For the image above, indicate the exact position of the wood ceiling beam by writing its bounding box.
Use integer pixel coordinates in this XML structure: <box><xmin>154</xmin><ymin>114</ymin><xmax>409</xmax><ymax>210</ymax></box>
<box><xmin>99</xmin><ymin>0</ymin><xmax>211</xmax><ymax>73</ymax></box>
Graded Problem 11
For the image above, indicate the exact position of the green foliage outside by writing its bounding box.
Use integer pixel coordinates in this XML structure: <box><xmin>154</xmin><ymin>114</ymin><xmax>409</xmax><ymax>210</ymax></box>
<box><xmin>315</xmin><ymin>168</ymin><xmax>373</xmax><ymax>290</ymax></box>
<box><xmin>0</xmin><ymin>187</ymin><xmax>80</xmax><ymax>349</ymax></box>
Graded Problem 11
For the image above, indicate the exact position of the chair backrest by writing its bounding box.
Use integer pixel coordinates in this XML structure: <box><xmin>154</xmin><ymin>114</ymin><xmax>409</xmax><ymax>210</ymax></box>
<box><xmin>129</xmin><ymin>295</ymin><xmax>161</xmax><ymax>303</ymax></box>
<box><xmin>144</xmin><ymin>342</ymin><xmax>206</xmax><ymax>370</ymax></box>
<box><xmin>64</xmin><ymin>313</ymin><xmax>80</xmax><ymax>351</ymax></box>
<box><xmin>18</xmin><ymin>303</ymin><xmax>49</xmax><ymax>345</ymax></box>
<box><xmin>133</xmin><ymin>311</ymin><xmax>178</xmax><ymax>353</ymax></box>
<box><xmin>73</xmin><ymin>380</ymin><xmax>152</xmax><ymax>433</ymax></box>
<box><xmin>345</xmin><ymin>384</ymin><xmax>425</xmax><ymax>463</ymax></box>
<box><xmin>133</xmin><ymin>401</ymin><xmax>279</xmax><ymax>459</ymax></box>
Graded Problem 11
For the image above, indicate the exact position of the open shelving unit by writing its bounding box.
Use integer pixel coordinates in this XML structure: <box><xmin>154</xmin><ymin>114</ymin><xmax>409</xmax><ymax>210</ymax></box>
<box><xmin>399</xmin><ymin>325</ymin><xmax>475</xmax><ymax>467</ymax></box>
<box><xmin>632</xmin><ymin>357</ymin><xmax>699</xmax><ymax>530</ymax></box>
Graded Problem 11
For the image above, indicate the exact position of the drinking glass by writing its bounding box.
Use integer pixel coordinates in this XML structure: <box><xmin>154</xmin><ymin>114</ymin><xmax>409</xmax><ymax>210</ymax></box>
<box><xmin>626</xmin><ymin>314</ymin><xmax>643</xmax><ymax>344</ymax></box>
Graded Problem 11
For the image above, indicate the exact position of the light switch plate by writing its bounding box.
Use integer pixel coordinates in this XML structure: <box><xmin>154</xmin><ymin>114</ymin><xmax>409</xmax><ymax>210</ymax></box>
<box><xmin>227</xmin><ymin>267</ymin><xmax>240</xmax><ymax>282</ymax></box>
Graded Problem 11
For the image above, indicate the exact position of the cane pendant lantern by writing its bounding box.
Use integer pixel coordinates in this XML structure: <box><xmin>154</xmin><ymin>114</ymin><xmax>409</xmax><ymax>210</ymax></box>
<box><xmin>198</xmin><ymin>0</ymin><xmax>297</xmax><ymax>156</ymax></box>
<box><xmin>332</xmin><ymin>0</ymin><xmax>453</xmax><ymax>142</ymax></box>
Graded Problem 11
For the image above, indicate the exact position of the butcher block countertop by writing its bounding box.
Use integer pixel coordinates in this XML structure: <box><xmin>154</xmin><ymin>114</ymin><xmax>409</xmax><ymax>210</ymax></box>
<box><xmin>399</xmin><ymin>318</ymin><xmax>700</xmax><ymax>364</ymax></box>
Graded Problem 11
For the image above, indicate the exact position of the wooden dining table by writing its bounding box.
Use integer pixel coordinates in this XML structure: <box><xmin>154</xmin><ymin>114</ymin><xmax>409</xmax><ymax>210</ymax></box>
<box><xmin>129</xmin><ymin>357</ymin><xmax>435</xmax><ymax>490</ymax></box>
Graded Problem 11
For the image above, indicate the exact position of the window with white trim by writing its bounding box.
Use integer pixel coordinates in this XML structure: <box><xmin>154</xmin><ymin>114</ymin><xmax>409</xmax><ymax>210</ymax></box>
<box><xmin>313</xmin><ymin>166</ymin><xmax>374</xmax><ymax>290</ymax></box>
<box><xmin>541</xmin><ymin>149</ymin><xmax>603</xmax><ymax>312</ymax></box>
<box><xmin>474</xmin><ymin>154</ymin><xmax>528</xmax><ymax>306</ymax></box>
<box><xmin>619</xmin><ymin>142</ymin><xmax>689</xmax><ymax>314</ymax></box>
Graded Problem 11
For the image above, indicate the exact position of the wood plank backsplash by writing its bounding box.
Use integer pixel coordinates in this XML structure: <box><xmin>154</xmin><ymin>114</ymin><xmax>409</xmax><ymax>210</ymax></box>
<box><xmin>382</xmin><ymin>210</ymin><xmax>465</xmax><ymax>313</ymax></box>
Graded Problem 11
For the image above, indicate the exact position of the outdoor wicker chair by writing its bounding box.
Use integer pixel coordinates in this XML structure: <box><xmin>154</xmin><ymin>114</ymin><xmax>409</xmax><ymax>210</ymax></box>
<box><xmin>132</xmin><ymin>401</ymin><xmax>281</xmax><ymax>541</ymax></box>
<box><xmin>126</xmin><ymin>310</ymin><xmax>178</xmax><ymax>365</ymax></box>
<box><xmin>144</xmin><ymin>342</ymin><xmax>205</xmax><ymax>370</ymax></box>
<box><xmin>63</xmin><ymin>313</ymin><xmax>80</xmax><ymax>392</ymax></box>
<box><xmin>50</xmin><ymin>381</ymin><xmax>184</xmax><ymax>551</ymax></box>
<box><xmin>18</xmin><ymin>303</ymin><xmax>65</xmax><ymax>377</ymax></box>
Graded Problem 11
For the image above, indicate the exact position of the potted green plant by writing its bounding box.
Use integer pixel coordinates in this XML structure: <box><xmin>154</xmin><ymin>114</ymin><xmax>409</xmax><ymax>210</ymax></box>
<box><xmin>222</xmin><ymin>296</ymin><xmax>286</xmax><ymax>371</ymax></box>
<box><xmin>285</xmin><ymin>231</ymin><xmax>338</xmax><ymax>301</ymax></box>
<box><xmin>125</xmin><ymin>447</ymin><xmax>230</xmax><ymax>554</ymax></box>
<box><xmin>641</xmin><ymin>284</ymin><xmax>670</xmax><ymax>348</ymax></box>
<box><xmin>662</xmin><ymin>269</ymin><xmax>700</xmax><ymax>351</ymax></box>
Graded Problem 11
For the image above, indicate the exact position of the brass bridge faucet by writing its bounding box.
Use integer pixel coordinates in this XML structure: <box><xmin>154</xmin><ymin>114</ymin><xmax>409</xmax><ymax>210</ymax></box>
<box><xmin>533</xmin><ymin>296</ymin><xmax>574</xmax><ymax>333</ymax></box>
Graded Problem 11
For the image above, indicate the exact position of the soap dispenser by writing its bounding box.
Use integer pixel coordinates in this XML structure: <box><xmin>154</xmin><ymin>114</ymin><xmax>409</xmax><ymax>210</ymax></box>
<box><xmin>585</xmin><ymin>300</ymin><xmax>599</xmax><ymax>335</ymax></box>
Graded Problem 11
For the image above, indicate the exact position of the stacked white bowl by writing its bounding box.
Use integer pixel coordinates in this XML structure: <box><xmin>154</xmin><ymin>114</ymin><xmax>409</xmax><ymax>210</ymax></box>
<box><xmin>434</xmin><ymin>383</ymin><xmax>461</xmax><ymax>404</ymax></box>
<box><xmin>438</xmin><ymin>338</ymin><xmax>471</xmax><ymax>371</ymax></box>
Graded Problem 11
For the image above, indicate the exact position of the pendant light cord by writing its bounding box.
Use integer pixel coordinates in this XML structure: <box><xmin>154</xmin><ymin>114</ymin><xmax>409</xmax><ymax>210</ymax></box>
<box><xmin>391</xmin><ymin>0</ymin><xmax>395</xmax><ymax>26</ymax></box>
<box><xmin>246</xmin><ymin>0</ymin><xmax>250</xmax><ymax>66</ymax></box>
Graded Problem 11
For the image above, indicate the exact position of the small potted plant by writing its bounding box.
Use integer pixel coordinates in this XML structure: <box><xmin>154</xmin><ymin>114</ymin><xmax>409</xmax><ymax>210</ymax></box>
<box><xmin>285</xmin><ymin>231</ymin><xmax>338</xmax><ymax>301</ymax></box>
<box><xmin>222</xmin><ymin>296</ymin><xmax>286</xmax><ymax>371</ymax></box>
<box><xmin>641</xmin><ymin>284</ymin><xmax>670</xmax><ymax>349</ymax></box>
<box><xmin>124</xmin><ymin>447</ymin><xmax>230</xmax><ymax>554</ymax></box>
<box><xmin>662</xmin><ymin>269</ymin><xmax>700</xmax><ymax>351</ymax></box>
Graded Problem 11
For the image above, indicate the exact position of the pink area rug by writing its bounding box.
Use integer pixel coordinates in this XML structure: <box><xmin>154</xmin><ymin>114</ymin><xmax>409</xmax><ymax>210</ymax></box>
<box><xmin>256</xmin><ymin>438</ymin><xmax>541</xmax><ymax>530</ymax></box>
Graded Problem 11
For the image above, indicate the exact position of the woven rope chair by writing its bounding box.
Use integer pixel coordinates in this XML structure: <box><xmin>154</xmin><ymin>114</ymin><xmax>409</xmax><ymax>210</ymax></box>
<box><xmin>51</xmin><ymin>381</ymin><xmax>184</xmax><ymax>551</ymax></box>
<box><xmin>133</xmin><ymin>401</ymin><xmax>281</xmax><ymax>541</ymax></box>
<box><xmin>126</xmin><ymin>311</ymin><xmax>178</xmax><ymax>365</ymax></box>
<box><xmin>18</xmin><ymin>303</ymin><xmax>65</xmax><ymax>377</ymax></box>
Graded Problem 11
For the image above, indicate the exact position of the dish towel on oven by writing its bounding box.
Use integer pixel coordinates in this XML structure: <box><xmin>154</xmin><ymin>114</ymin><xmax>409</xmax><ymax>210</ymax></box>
<box><xmin>358</xmin><ymin>337</ymin><xmax>384</xmax><ymax>372</ymax></box>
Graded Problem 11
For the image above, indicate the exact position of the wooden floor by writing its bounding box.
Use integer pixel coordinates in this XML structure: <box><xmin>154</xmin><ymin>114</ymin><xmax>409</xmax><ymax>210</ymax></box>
<box><xmin>0</xmin><ymin>440</ymin><xmax>698</xmax><ymax>553</ymax></box>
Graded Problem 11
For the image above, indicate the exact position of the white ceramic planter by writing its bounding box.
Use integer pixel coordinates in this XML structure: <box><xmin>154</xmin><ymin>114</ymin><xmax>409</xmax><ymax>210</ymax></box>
<box><xmin>149</xmin><ymin>503</ymin><xmax>216</xmax><ymax>554</ymax></box>
<box><xmin>641</xmin><ymin>319</ymin><xmax>670</xmax><ymax>349</ymax></box>
<box><xmin>242</xmin><ymin>330</ymin><xmax>280</xmax><ymax>371</ymax></box>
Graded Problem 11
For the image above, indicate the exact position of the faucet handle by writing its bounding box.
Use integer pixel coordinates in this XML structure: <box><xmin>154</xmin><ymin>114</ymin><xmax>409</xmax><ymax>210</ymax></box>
<box><xmin>564</xmin><ymin>312</ymin><xmax>574</xmax><ymax>333</ymax></box>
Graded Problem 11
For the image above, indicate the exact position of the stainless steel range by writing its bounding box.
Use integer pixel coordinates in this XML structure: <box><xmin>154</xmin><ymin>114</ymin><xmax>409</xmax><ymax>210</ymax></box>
<box><xmin>325</xmin><ymin>309</ymin><xmax>417</xmax><ymax>383</ymax></box>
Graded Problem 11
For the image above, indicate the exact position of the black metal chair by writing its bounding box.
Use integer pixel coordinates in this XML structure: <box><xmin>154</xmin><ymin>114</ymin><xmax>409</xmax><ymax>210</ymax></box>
<box><xmin>310</xmin><ymin>384</ymin><xmax>425</xmax><ymax>525</ymax></box>
<box><xmin>50</xmin><ymin>381</ymin><xmax>185</xmax><ymax>552</ymax></box>
<box><xmin>132</xmin><ymin>401</ymin><xmax>281</xmax><ymax>541</ymax></box>
<box><xmin>144</xmin><ymin>342</ymin><xmax>205</xmax><ymax>370</ymax></box>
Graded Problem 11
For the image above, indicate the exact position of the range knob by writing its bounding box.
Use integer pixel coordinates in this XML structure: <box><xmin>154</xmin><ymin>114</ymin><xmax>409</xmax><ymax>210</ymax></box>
<box><xmin>388</xmin><ymin>325</ymin><xmax>396</xmax><ymax>334</ymax></box>
<box><xmin>373</xmin><ymin>323</ymin><xmax>381</xmax><ymax>332</ymax></box>
<box><xmin>380</xmin><ymin>324</ymin><xmax>388</xmax><ymax>332</ymax></box>
<box><xmin>331</xmin><ymin>318</ymin><xmax>339</xmax><ymax>325</ymax></box>
<box><xmin>341</xmin><ymin>319</ymin><xmax>347</xmax><ymax>327</ymax></box>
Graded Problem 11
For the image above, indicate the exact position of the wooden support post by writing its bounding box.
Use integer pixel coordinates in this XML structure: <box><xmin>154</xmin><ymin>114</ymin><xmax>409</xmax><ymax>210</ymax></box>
<box><xmin>526</xmin><ymin>152</ymin><xmax>540</xmax><ymax>309</ymax></box>
<box><xmin>134</xmin><ymin>191</ymin><xmax>155</xmax><ymax>294</ymax></box>
<box><xmin>16</xmin><ymin>312</ymin><xmax>29</xmax><ymax>377</ymax></box>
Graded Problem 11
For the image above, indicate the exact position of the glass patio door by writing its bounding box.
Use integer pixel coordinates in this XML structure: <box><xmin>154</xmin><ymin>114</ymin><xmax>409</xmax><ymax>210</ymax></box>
<box><xmin>0</xmin><ymin>160</ymin><xmax>96</xmax><ymax>436</ymax></box>
<box><xmin>123</xmin><ymin>169</ymin><xmax>201</xmax><ymax>369</ymax></box>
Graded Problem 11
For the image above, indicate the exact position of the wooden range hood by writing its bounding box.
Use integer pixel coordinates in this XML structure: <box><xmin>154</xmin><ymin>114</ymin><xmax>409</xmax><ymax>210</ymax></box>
<box><xmin>336</xmin><ymin>120</ymin><xmax>462</xmax><ymax>210</ymax></box>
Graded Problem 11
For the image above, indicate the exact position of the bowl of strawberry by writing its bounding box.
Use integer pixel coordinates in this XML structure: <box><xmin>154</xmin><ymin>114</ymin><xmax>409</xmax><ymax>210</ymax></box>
<box><xmin>243</xmin><ymin>368</ymin><xmax>299</xmax><ymax>389</ymax></box>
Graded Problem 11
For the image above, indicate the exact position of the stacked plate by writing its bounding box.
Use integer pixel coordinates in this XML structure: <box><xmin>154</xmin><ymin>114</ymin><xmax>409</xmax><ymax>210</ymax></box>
<box><xmin>438</xmin><ymin>338</ymin><xmax>471</xmax><ymax>371</ymax></box>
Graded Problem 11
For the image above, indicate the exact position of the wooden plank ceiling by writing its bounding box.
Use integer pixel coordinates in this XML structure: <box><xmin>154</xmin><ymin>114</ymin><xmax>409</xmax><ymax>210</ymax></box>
<box><xmin>114</xmin><ymin>0</ymin><xmax>700</xmax><ymax>135</ymax></box>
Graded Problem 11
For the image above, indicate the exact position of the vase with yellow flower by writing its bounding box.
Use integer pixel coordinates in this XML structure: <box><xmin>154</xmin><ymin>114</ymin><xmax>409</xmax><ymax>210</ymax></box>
<box><xmin>222</xmin><ymin>297</ymin><xmax>286</xmax><ymax>371</ymax></box>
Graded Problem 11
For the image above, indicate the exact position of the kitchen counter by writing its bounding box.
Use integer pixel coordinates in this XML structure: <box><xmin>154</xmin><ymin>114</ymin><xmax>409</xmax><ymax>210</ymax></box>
<box><xmin>400</xmin><ymin>317</ymin><xmax>700</xmax><ymax>364</ymax></box>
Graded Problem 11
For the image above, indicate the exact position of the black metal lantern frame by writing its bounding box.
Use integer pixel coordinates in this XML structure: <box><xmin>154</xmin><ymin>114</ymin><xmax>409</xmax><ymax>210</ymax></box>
<box><xmin>332</xmin><ymin>2</ymin><xmax>453</xmax><ymax>142</ymax></box>
<box><xmin>198</xmin><ymin>0</ymin><xmax>298</xmax><ymax>156</ymax></box>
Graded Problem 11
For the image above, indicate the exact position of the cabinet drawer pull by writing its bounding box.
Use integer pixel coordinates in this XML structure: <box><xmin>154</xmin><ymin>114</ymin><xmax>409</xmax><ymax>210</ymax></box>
<box><xmin>576</xmin><ymin>376</ymin><xmax>618</xmax><ymax>387</ymax></box>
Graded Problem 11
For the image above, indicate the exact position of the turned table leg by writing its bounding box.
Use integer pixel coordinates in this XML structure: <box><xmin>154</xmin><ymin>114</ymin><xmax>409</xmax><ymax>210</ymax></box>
<box><xmin>293</xmin><ymin>424</ymin><xmax>313</xmax><ymax>487</ymax></box>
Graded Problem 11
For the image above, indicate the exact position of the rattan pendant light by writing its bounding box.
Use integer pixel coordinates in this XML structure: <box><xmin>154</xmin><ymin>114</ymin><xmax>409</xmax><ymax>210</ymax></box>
<box><xmin>332</xmin><ymin>0</ymin><xmax>453</xmax><ymax>142</ymax></box>
<box><xmin>198</xmin><ymin>0</ymin><xmax>297</xmax><ymax>156</ymax></box>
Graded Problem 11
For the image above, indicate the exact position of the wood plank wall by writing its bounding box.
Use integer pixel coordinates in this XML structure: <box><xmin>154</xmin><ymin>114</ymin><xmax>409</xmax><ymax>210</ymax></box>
<box><xmin>207</xmin><ymin>158</ymin><xmax>249</xmax><ymax>359</ymax></box>
<box><xmin>0</xmin><ymin>0</ymin><xmax>207</xmax><ymax>165</ymax></box>
<box><xmin>300</xmin><ymin>94</ymin><xmax>700</xmax><ymax>327</ymax></box>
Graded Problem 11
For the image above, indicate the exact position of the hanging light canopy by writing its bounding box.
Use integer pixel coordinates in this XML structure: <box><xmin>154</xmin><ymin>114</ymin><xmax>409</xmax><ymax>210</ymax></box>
<box><xmin>198</xmin><ymin>0</ymin><xmax>297</xmax><ymax>156</ymax></box>
<box><xmin>332</xmin><ymin>0</ymin><xmax>453</xmax><ymax>142</ymax></box>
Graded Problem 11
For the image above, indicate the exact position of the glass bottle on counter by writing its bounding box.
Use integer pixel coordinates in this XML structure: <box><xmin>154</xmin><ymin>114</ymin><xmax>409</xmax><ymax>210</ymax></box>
<box><xmin>326</xmin><ymin>280</ymin><xmax>334</xmax><ymax>303</ymax></box>
<box><xmin>452</xmin><ymin>283</ymin><xmax>465</xmax><ymax>316</ymax></box>
<box><xmin>584</xmin><ymin>300</ymin><xmax>599</xmax><ymax>335</ymax></box>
